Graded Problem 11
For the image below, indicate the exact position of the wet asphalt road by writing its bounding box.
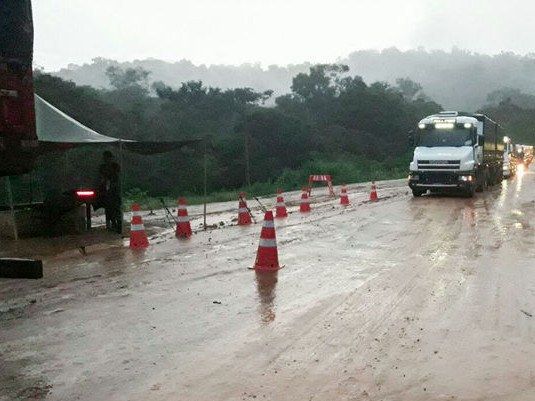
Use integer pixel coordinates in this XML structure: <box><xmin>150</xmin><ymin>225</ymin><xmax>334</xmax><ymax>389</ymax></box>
<box><xmin>1</xmin><ymin>172</ymin><xmax>534</xmax><ymax>401</ymax></box>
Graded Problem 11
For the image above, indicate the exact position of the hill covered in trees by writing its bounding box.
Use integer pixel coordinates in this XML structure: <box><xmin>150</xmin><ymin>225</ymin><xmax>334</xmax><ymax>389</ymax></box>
<box><xmin>51</xmin><ymin>48</ymin><xmax>535</xmax><ymax>111</ymax></box>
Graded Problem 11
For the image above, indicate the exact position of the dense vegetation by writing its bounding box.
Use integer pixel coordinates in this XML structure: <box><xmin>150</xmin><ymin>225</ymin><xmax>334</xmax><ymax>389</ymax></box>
<box><xmin>32</xmin><ymin>64</ymin><xmax>441</xmax><ymax>202</ymax></box>
<box><xmin>482</xmin><ymin>94</ymin><xmax>535</xmax><ymax>145</ymax></box>
<box><xmin>54</xmin><ymin>48</ymin><xmax>535</xmax><ymax>111</ymax></box>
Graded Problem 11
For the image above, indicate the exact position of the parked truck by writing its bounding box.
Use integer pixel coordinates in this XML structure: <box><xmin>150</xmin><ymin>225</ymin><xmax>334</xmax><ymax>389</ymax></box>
<box><xmin>408</xmin><ymin>111</ymin><xmax>504</xmax><ymax>197</ymax></box>
<box><xmin>0</xmin><ymin>0</ymin><xmax>38</xmax><ymax>177</ymax></box>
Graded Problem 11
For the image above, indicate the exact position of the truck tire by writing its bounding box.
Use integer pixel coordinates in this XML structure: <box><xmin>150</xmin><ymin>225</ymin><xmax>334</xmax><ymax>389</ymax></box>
<box><xmin>412</xmin><ymin>189</ymin><xmax>425</xmax><ymax>197</ymax></box>
<box><xmin>475</xmin><ymin>170</ymin><xmax>485</xmax><ymax>192</ymax></box>
<box><xmin>498</xmin><ymin>165</ymin><xmax>504</xmax><ymax>183</ymax></box>
<box><xmin>476</xmin><ymin>169</ymin><xmax>490</xmax><ymax>192</ymax></box>
<box><xmin>463</xmin><ymin>186</ymin><xmax>475</xmax><ymax>198</ymax></box>
<box><xmin>491</xmin><ymin>167</ymin><xmax>499</xmax><ymax>186</ymax></box>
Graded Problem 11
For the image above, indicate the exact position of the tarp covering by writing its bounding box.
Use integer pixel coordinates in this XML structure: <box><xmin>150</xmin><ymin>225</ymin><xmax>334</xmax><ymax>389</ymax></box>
<box><xmin>35</xmin><ymin>95</ymin><xmax>118</xmax><ymax>143</ymax></box>
<box><xmin>35</xmin><ymin>95</ymin><xmax>201</xmax><ymax>154</ymax></box>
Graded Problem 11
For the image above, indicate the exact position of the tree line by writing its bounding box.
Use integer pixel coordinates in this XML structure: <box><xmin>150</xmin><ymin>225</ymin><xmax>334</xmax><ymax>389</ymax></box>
<box><xmin>33</xmin><ymin>64</ymin><xmax>442</xmax><ymax>199</ymax></box>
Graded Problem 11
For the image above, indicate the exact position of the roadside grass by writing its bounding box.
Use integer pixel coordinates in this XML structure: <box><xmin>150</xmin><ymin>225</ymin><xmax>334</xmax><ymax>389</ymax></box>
<box><xmin>123</xmin><ymin>156</ymin><xmax>409</xmax><ymax>211</ymax></box>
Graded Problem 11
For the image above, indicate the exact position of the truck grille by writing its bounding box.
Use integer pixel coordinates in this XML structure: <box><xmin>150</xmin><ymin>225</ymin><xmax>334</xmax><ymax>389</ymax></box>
<box><xmin>417</xmin><ymin>160</ymin><xmax>461</xmax><ymax>170</ymax></box>
<box><xmin>419</xmin><ymin>172</ymin><xmax>458</xmax><ymax>185</ymax></box>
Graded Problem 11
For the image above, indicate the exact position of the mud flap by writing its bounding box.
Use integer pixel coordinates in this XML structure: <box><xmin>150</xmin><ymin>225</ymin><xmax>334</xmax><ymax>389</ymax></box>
<box><xmin>0</xmin><ymin>258</ymin><xmax>43</xmax><ymax>279</ymax></box>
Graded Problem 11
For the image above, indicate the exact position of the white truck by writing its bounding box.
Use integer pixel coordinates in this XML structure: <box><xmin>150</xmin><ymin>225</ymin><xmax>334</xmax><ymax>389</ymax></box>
<box><xmin>408</xmin><ymin>111</ymin><xmax>505</xmax><ymax>197</ymax></box>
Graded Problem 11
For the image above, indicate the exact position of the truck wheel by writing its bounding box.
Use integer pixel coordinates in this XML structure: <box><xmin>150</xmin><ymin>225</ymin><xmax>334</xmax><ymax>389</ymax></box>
<box><xmin>476</xmin><ymin>169</ymin><xmax>490</xmax><ymax>192</ymax></box>
<box><xmin>412</xmin><ymin>189</ymin><xmax>425</xmax><ymax>197</ymax></box>
<box><xmin>463</xmin><ymin>186</ymin><xmax>475</xmax><ymax>198</ymax></box>
<box><xmin>487</xmin><ymin>169</ymin><xmax>494</xmax><ymax>186</ymax></box>
<box><xmin>475</xmin><ymin>171</ymin><xmax>484</xmax><ymax>192</ymax></box>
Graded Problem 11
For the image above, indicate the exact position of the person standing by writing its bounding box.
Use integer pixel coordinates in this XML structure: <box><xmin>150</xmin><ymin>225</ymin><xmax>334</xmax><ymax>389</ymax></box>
<box><xmin>98</xmin><ymin>151</ymin><xmax>122</xmax><ymax>233</ymax></box>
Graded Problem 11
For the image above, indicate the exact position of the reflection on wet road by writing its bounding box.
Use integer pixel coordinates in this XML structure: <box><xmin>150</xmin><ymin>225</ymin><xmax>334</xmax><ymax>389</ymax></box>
<box><xmin>255</xmin><ymin>271</ymin><xmax>278</xmax><ymax>324</ymax></box>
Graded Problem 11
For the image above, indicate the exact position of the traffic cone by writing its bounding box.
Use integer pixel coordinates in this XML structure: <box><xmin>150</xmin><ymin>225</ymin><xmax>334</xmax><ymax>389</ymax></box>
<box><xmin>299</xmin><ymin>187</ymin><xmax>311</xmax><ymax>213</ymax></box>
<box><xmin>129</xmin><ymin>203</ymin><xmax>149</xmax><ymax>249</ymax></box>
<box><xmin>175</xmin><ymin>197</ymin><xmax>192</xmax><ymax>238</ymax></box>
<box><xmin>370</xmin><ymin>181</ymin><xmax>378</xmax><ymax>202</ymax></box>
<box><xmin>254</xmin><ymin>211</ymin><xmax>280</xmax><ymax>271</ymax></box>
<box><xmin>340</xmin><ymin>184</ymin><xmax>350</xmax><ymax>205</ymax></box>
<box><xmin>275</xmin><ymin>189</ymin><xmax>288</xmax><ymax>218</ymax></box>
<box><xmin>238</xmin><ymin>192</ymin><xmax>252</xmax><ymax>225</ymax></box>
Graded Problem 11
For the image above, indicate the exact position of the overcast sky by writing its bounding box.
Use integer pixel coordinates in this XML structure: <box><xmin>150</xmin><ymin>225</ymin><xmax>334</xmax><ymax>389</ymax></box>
<box><xmin>34</xmin><ymin>0</ymin><xmax>535</xmax><ymax>71</ymax></box>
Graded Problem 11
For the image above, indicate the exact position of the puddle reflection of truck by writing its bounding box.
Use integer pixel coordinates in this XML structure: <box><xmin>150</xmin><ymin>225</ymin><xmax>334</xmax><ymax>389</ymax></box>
<box><xmin>408</xmin><ymin>111</ymin><xmax>505</xmax><ymax>198</ymax></box>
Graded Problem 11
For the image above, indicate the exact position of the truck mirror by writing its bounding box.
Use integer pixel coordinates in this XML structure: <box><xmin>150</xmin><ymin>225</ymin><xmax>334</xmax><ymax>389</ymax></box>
<box><xmin>478</xmin><ymin>136</ymin><xmax>485</xmax><ymax>147</ymax></box>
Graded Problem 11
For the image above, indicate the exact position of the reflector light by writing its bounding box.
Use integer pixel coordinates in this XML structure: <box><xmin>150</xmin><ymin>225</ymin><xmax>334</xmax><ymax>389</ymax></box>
<box><xmin>76</xmin><ymin>190</ymin><xmax>95</xmax><ymax>198</ymax></box>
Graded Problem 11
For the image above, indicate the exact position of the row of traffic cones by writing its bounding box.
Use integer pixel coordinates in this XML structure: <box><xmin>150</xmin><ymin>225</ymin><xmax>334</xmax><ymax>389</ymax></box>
<box><xmin>129</xmin><ymin>197</ymin><xmax>193</xmax><ymax>249</ymax></box>
<box><xmin>252</xmin><ymin>182</ymin><xmax>379</xmax><ymax>272</ymax></box>
<box><xmin>129</xmin><ymin>182</ymin><xmax>380</xmax><ymax>266</ymax></box>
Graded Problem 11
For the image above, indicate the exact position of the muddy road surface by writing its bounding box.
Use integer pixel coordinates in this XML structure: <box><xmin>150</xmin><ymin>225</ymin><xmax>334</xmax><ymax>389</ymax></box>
<box><xmin>1</xmin><ymin>174</ymin><xmax>534</xmax><ymax>401</ymax></box>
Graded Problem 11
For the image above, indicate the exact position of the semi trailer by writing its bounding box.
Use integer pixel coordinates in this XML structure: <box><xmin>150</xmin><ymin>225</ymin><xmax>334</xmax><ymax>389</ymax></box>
<box><xmin>0</xmin><ymin>0</ymin><xmax>38</xmax><ymax>177</ymax></box>
<box><xmin>408</xmin><ymin>111</ymin><xmax>504</xmax><ymax>197</ymax></box>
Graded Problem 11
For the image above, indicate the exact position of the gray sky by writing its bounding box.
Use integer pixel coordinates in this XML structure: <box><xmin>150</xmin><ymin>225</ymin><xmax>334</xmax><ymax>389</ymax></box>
<box><xmin>34</xmin><ymin>0</ymin><xmax>535</xmax><ymax>71</ymax></box>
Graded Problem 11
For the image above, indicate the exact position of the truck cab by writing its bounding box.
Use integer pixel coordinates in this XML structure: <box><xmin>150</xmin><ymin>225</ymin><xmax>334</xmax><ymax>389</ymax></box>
<box><xmin>408</xmin><ymin>111</ymin><xmax>504</xmax><ymax>197</ymax></box>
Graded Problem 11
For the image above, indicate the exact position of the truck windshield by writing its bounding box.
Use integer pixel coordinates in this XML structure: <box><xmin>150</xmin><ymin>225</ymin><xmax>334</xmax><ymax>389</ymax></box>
<box><xmin>418</xmin><ymin>128</ymin><xmax>473</xmax><ymax>147</ymax></box>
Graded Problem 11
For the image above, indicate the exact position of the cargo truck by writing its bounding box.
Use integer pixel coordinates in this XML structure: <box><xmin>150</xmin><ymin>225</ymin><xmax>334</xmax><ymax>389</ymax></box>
<box><xmin>0</xmin><ymin>0</ymin><xmax>38</xmax><ymax>177</ymax></box>
<box><xmin>408</xmin><ymin>111</ymin><xmax>505</xmax><ymax>197</ymax></box>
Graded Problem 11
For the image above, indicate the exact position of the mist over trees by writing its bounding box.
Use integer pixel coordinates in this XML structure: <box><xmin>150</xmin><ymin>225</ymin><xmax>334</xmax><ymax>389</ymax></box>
<box><xmin>50</xmin><ymin>48</ymin><xmax>535</xmax><ymax>112</ymax></box>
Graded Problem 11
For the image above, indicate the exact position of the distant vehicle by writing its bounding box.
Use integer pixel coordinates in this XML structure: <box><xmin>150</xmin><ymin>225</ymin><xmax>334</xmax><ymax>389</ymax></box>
<box><xmin>0</xmin><ymin>0</ymin><xmax>38</xmax><ymax>177</ymax></box>
<box><xmin>522</xmin><ymin>145</ymin><xmax>533</xmax><ymax>167</ymax></box>
<box><xmin>512</xmin><ymin>144</ymin><xmax>533</xmax><ymax>168</ymax></box>
<box><xmin>408</xmin><ymin>111</ymin><xmax>505</xmax><ymax>197</ymax></box>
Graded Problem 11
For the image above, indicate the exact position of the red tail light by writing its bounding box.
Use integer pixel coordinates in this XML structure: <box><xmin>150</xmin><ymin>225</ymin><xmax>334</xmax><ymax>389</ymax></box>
<box><xmin>75</xmin><ymin>190</ymin><xmax>96</xmax><ymax>200</ymax></box>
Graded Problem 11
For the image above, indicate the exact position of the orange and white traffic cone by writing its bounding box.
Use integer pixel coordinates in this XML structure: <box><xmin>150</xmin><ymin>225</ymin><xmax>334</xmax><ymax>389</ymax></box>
<box><xmin>253</xmin><ymin>211</ymin><xmax>280</xmax><ymax>271</ymax></box>
<box><xmin>238</xmin><ymin>192</ymin><xmax>252</xmax><ymax>225</ymax></box>
<box><xmin>129</xmin><ymin>203</ymin><xmax>149</xmax><ymax>249</ymax></box>
<box><xmin>299</xmin><ymin>187</ymin><xmax>311</xmax><ymax>213</ymax></box>
<box><xmin>370</xmin><ymin>181</ymin><xmax>378</xmax><ymax>202</ymax></box>
<box><xmin>175</xmin><ymin>197</ymin><xmax>192</xmax><ymax>238</ymax></box>
<box><xmin>340</xmin><ymin>184</ymin><xmax>350</xmax><ymax>205</ymax></box>
<box><xmin>238</xmin><ymin>192</ymin><xmax>252</xmax><ymax>226</ymax></box>
<box><xmin>275</xmin><ymin>189</ymin><xmax>288</xmax><ymax>218</ymax></box>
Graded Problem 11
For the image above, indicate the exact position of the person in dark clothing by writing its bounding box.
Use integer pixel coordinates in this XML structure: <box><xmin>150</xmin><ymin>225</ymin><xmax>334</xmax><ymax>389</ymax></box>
<box><xmin>98</xmin><ymin>151</ymin><xmax>122</xmax><ymax>233</ymax></box>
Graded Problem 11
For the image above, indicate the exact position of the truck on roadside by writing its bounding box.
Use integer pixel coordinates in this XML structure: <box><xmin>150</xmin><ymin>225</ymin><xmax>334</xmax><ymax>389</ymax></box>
<box><xmin>0</xmin><ymin>0</ymin><xmax>38</xmax><ymax>177</ymax></box>
<box><xmin>408</xmin><ymin>111</ymin><xmax>504</xmax><ymax>197</ymax></box>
